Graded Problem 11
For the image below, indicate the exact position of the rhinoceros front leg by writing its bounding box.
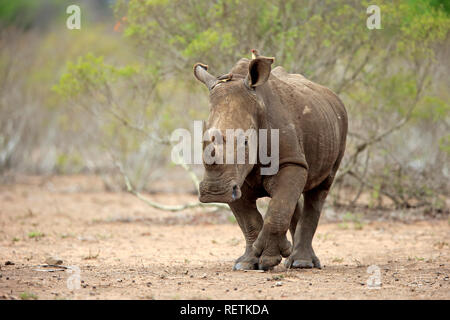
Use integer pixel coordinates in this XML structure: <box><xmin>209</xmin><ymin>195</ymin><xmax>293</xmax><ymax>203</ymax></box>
<box><xmin>228</xmin><ymin>194</ymin><xmax>264</xmax><ymax>270</ymax></box>
<box><xmin>253</xmin><ymin>166</ymin><xmax>307</xmax><ymax>270</ymax></box>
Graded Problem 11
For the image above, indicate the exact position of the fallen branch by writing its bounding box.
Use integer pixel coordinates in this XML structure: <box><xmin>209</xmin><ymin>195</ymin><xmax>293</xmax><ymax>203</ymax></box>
<box><xmin>115</xmin><ymin>160</ymin><xmax>229</xmax><ymax>212</ymax></box>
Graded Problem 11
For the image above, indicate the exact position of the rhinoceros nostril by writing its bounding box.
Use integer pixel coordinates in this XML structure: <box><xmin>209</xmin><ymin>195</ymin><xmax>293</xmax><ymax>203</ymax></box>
<box><xmin>232</xmin><ymin>185</ymin><xmax>238</xmax><ymax>200</ymax></box>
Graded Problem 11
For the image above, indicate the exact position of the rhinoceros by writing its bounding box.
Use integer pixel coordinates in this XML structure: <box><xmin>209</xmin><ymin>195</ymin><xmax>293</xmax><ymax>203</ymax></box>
<box><xmin>193</xmin><ymin>50</ymin><xmax>348</xmax><ymax>271</ymax></box>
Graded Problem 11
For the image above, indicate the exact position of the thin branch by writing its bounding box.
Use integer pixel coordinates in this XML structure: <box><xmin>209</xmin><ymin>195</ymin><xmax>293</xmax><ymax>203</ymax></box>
<box><xmin>349</xmin><ymin>148</ymin><xmax>370</xmax><ymax>206</ymax></box>
<box><xmin>347</xmin><ymin>170</ymin><xmax>401</xmax><ymax>207</ymax></box>
<box><xmin>335</xmin><ymin>44</ymin><xmax>373</xmax><ymax>94</ymax></box>
<box><xmin>172</xmin><ymin>152</ymin><xmax>200</xmax><ymax>193</ymax></box>
<box><xmin>114</xmin><ymin>159</ymin><xmax>228</xmax><ymax>212</ymax></box>
<box><xmin>336</xmin><ymin>77</ymin><xmax>426</xmax><ymax>183</ymax></box>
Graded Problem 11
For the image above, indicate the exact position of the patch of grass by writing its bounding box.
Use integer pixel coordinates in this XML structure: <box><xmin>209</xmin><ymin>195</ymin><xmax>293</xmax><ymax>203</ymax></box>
<box><xmin>316</xmin><ymin>233</ymin><xmax>332</xmax><ymax>241</ymax></box>
<box><xmin>28</xmin><ymin>231</ymin><xmax>44</xmax><ymax>239</ymax></box>
<box><xmin>415</xmin><ymin>257</ymin><xmax>425</xmax><ymax>261</ymax></box>
<box><xmin>96</xmin><ymin>233</ymin><xmax>112</xmax><ymax>240</ymax></box>
<box><xmin>337</xmin><ymin>222</ymin><xmax>349</xmax><ymax>230</ymax></box>
<box><xmin>434</xmin><ymin>241</ymin><xmax>448</xmax><ymax>249</ymax></box>
<box><xmin>12</xmin><ymin>237</ymin><xmax>20</xmax><ymax>242</ymax></box>
<box><xmin>408</xmin><ymin>256</ymin><xmax>425</xmax><ymax>262</ymax></box>
<box><xmin>227</xmin><ymin>237</ymin><xmax>241</xmax><ymax>246</ymax></box>
<box><xmin>332</xmin><ymin>257</ymin><xmax>344</xmax><ymax>263</ymax></box>
<box><xmin>83</xmin><ymin>249</ymin><xmax>100</xmax><ymax>260</ymax></box>
<box><xmin>20</xmin><ymin>292</ymin><xmax>38</xmax><ymax>300</ymax></box>
<box><xmin>341</xmin><ymin>212</ymin><xmax>365</xmax><ymax>230</ymax></box>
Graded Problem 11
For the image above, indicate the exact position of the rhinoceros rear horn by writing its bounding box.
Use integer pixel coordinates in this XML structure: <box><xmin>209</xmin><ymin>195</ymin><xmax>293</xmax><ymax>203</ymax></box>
<box><xmin>193</xmin><ymin>63</ymin><xmax>218</xmax><ymax>90</ymax></box>
<box><xmin>246</xmin><ymin>55</ymin><xmax>274</xmax><ymax>88</ymax></box>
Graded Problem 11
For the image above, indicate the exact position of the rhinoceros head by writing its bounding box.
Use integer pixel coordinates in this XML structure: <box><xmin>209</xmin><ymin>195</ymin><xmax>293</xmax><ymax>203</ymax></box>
<box><xmin>193</xmin><ymin>52</ymin><xmax>274</xmax><ymax>203</ymax></box>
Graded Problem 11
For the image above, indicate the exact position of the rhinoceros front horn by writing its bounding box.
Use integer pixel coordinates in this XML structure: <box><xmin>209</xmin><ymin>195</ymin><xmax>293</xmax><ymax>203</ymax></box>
<box><xmin>193</xmin><ymin>63</ymin><xmax>218</xmax><ymax>90</ymax></box>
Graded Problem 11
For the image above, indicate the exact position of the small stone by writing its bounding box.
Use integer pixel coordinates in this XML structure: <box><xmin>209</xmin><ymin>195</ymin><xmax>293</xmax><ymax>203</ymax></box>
<box><xmin>45</xmin><ymin>256</ymin><xmax>63</xmax><ymax>265</ymax></box>
<box><xmin>275</xmin><ymin>281</ymin><xmax>283</xmax><ymax>287</ymax></box>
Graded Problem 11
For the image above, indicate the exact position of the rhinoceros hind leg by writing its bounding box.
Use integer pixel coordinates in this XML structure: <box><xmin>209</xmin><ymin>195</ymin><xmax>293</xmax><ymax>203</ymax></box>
<box><xmin>289</xmin><ymin>198</ymin><xmax>303</xmax><ymax>244</ymax></box>
<box><xmin>285</xmin><ymin>247</ymin><xmax>321</xmax><ymax>269</ymax></box>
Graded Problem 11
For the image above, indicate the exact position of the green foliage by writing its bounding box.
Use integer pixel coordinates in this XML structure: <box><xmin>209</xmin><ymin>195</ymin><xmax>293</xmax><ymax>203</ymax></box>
<box><xmin>439</xmin><ymin>135</ymin><xmax>450</xmax><ymax>154</ymax></box>
<box><xmin>28</xmin><ymin>231</ymin><xmax>44</xmax><ymax>239</ymax></box>
<box><xmin>2</xmin><ymin>0</ymin><xmax>448</xmax><ymax>206</ymax></box>
<box><xmin>19</xmin><ymin>292</ymin><xmax>38</xmax><ymax>300</ymax></box>
<box><xmin>339</xmin><ymin>212</ymin><xmax>364</xmax><ymax>230</ymax></box>
<box><xmin>52</xmin><ymin>0</ymin><xmax>450</xmax><ymax>201</ymax></box>
<box><xmin>0</xmin><ymin>0</ymin><xmax>44</xmax><ymax>29</ymax></box>
<box><xmin>0</xmin><ymin>0</ymin><xmax>113</xmax><ymax>29</ymax></box>
<box><xmin>55</xmin><ymin>151</ymin><xmax>84</xmax><ymax>174</ymax></box>
<box><xmin>53</xmin><ymin>53</ymin><xmax>139</xmax><ymax>99</ymax></box>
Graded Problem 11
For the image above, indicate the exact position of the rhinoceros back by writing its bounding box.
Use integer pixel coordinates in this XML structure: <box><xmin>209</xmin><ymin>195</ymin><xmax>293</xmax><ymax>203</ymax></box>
<box><xmin>269</xmin><ymin>66</ymin><xmax>348</xmax><ymax>190</ymax></box>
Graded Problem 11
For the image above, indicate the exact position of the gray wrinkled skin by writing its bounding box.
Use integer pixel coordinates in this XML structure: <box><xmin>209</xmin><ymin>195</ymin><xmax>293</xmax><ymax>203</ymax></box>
<box><xmin>194</xmin><ymin>52</ymin><xmax>348</xmax><ymax>270</ymax></box>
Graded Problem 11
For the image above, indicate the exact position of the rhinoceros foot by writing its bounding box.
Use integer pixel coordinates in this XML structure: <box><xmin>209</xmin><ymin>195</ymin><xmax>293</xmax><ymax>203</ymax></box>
<box><xmin>233</xmin><ymin>249</ymin><xmax>259</xmax><ymax>271</ymax></box>
<box><xmin>252</xmin><ymin>230</ymin><xmax>292</xmax><ymax>271</ymax></box>
<box><xmin>284</xmin><ymin>251</ymin><xmax>322</xmax><ymax>269</ymax></box>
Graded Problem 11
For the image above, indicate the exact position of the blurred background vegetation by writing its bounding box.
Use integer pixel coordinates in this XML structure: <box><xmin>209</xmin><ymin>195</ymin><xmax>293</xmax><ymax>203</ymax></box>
<box><xmin>0</xmin><ymin>0</ymin><xmax>448</xmax><ymax>214</ymax></box>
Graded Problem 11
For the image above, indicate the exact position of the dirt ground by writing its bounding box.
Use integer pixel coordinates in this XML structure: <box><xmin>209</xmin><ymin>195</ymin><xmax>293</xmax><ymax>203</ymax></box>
<box><xmin>0</xmin><ymin>175</ymin><xmax>449</xmax><ymax>300</ymax></box>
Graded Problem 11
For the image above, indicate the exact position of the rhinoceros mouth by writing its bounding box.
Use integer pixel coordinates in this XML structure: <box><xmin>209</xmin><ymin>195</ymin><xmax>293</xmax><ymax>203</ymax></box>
<box><xmin>199</xmin><ymin>180</ymin><xmax>242</xmax><ymax>203</ymax></box>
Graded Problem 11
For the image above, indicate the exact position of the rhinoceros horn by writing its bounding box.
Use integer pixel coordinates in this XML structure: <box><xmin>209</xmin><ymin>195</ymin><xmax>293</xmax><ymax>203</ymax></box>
<box><xmin>193</xmin><ymin>63</ymin><xmax>219</xmax><ymax>91</ymax></box>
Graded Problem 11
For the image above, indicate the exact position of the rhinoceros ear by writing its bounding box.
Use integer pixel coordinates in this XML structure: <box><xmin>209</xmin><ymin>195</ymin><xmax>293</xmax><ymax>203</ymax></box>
<box><xmin>246</xmin><ymin>56</ymin><xmax>274</xmax><ymax>88</ymax></box>
<box><xmin>193</xmin><ymin>63</ymin><xmax>219</xmax><ymax>90</ymax></box>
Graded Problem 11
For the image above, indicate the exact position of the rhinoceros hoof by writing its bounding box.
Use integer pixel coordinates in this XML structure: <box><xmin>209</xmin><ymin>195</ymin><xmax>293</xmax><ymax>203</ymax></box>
<box><xmin>233</xmin><ymin>261</ymin><xmax>258</xmax><ymax>271</ymax></box>
<box><xmin>258</xmin><ymin>255</ymin><xmax>282</xmax><ymax>271</ymax></box>
<box><xmin>233</xmin><ymin>253</ymin><xmax>259</xmax><ymax>271</ymax></box>
<box><xmin>285</xmin><ymin>255</ymin><xmax>322</xmax><ymax>269</ymax></box>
